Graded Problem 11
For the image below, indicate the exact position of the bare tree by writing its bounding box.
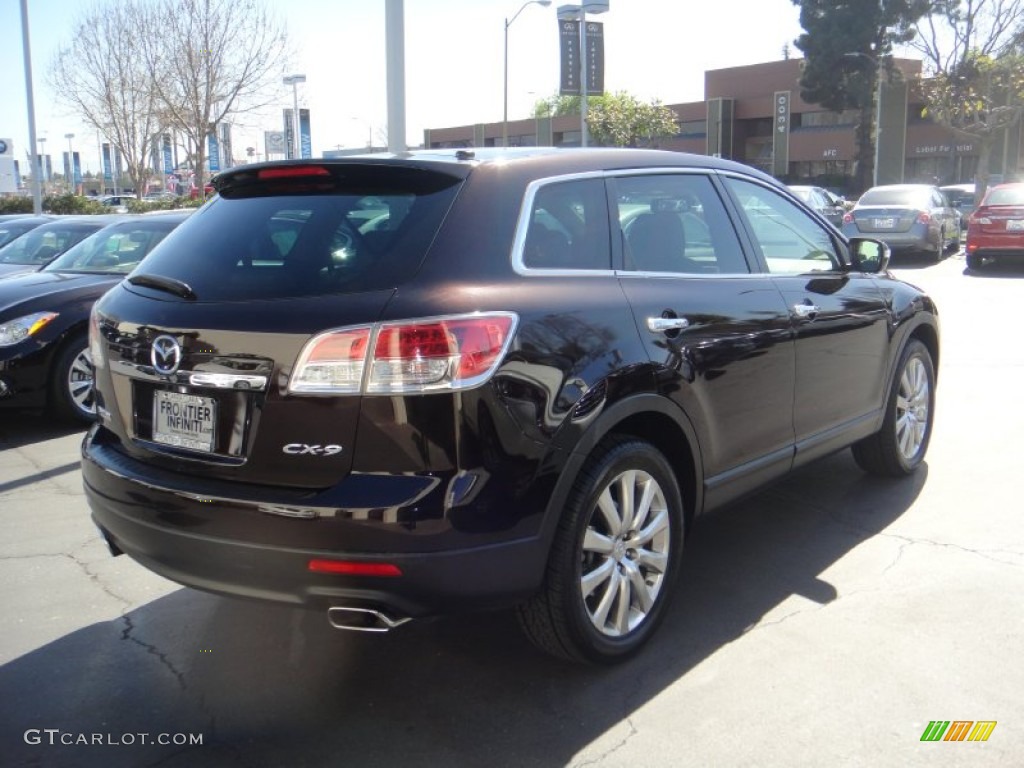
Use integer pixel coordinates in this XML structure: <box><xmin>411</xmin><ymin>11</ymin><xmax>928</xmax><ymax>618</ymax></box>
<box><xmin>910</xmin><ymin>0</ymin><xmax>1024</xmax><ymax>193</ymax></box>
<box><xmin>143</xmin><ymin>0</ymin><xmax>290</xmax><ymax>193</ymax></box>
<box><xmin>49</xmin><ymin>0</ymin><xmax>163</xmax><ymax>195</ymax></box>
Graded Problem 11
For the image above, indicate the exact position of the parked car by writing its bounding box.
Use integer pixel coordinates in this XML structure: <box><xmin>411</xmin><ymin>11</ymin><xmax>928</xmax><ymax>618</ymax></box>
<box><xmin>939</xmin><ymin>183</ymin><xmax>978</xmax><ymax>228</ymax></box>
<box><xmin>842</xmin><ymin>183</ymin><xmax>960</xmax><ymax>261</ymax></box>
<box><xmin>0</xmin><ymin>212</ymin><xmax>191</xmax><ymax>422</ymax></box>
<box><xmin>0</xmin><ymin>214</ymin><xmax>54</xmax><ymax>250</ymax></box>
<box><xmin>142</xmin><ymin>191</ymin><xmax>180</xmax><ymax>202</ymax></box>
<box><xmin>98</xmin><ymin>194</ymin><xmax>138</xmax><ymax>213</ymax></box>
<box><xmin>965</xmin><ymin>182</ymin><xmax>1024</xmax><ymax>270</ymax></box>
<box><xmin>82</xmin><ymin>150</ymin><xmax>938</xmax><ymax>664</ymax></box>
<box><xmin>787</xmin><ymin>185</ymin><xmax>845</xmax><ymax>227</ymax></box>
<box><xmin>0</xmin><ymin>215</ymin><xmax>124</xmax><ymax>278</ymax></box>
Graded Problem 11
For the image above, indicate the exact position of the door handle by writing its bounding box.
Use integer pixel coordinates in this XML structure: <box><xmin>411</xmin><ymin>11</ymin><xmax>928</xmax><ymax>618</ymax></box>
<box><xmin>647</xmin><ymin>317</ymin><xmax>690</xmax><ymax>333</ymax></box>
<box><xmin>792</xmin><ymin>302</ymin><xmax>820</xmax><ymax>320</ymax></box>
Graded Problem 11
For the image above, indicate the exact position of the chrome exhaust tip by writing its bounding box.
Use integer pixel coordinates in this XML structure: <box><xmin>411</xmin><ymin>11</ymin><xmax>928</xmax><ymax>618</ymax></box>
<box><xmin>327</xmin><ymin>606</ymin><xmax>412</xmax><ymax>633</ymax></box>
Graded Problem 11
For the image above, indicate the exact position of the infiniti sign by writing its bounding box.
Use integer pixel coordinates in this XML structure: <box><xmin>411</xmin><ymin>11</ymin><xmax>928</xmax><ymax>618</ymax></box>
<box><xmin>150</xmin><ymin>335</ymin><xmax>182</xmax><ymax>375</ymax></box>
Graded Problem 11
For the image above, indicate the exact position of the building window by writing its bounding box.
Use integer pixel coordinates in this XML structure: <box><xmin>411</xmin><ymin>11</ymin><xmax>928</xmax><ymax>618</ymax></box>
<box><xmin>794</xmin><ymin>110</ymin><xmax>859</xmax><ymax>129</ymax></box>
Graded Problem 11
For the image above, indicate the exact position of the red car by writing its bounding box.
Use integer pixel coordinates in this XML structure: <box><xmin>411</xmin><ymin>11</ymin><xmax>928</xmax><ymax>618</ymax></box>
<box><xmin>966</xmin><ymin>182</ymin><xmax>1024</xmax><ymax>270</ymax></box>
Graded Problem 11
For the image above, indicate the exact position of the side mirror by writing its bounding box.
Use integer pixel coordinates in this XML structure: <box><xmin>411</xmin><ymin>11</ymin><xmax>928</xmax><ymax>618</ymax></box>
<box><xmin>848</xmin><ymin>238</ymin><xmax>890</xmax><ymax>273</ymax></box>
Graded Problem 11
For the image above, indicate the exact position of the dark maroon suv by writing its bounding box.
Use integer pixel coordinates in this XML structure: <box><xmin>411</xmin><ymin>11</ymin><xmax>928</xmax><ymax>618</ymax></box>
<box><xmin>82</xmin><ymin>149</ymin><xmax>939</xmax><ymax>663</ymax></box>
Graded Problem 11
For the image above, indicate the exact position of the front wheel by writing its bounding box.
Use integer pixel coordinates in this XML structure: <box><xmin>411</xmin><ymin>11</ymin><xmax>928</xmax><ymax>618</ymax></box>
<box><xmin>517</xmin><ymin>437</ymin><xmax>684</xmax><ymax>664</ymax></box>
<box><xmin>852</xmin><ymin>339</ymin><xmax>935</xmax><ymax>476</ymax></box>
<box><xmin>49</xmin><ymin>334</ymin><xmax>96</xmax><ymax>424</ymax></box>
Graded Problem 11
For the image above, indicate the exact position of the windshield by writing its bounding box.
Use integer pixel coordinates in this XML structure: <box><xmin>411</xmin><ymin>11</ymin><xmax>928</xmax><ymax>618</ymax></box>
<box><xmin>44</xmin><ymin>218</ymin><xmax>185</xmax><ymax>274</ymax></box>
<box><xmin>0</xmin><ymin>223</ymin><xmax>99</xmax><ymax>266</ymax></box>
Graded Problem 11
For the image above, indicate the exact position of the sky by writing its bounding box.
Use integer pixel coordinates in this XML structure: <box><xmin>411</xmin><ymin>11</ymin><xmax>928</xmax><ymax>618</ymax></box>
<box><xmin>1</xmin><ymin>0</ymin><xmax>806</xmax><ymax>175</ymax></box>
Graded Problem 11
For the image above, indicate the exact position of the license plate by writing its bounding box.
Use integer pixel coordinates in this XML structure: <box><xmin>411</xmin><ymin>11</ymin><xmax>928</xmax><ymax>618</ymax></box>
<box><xmin>873</xmin><ymin>217</ymin><xmax>896</xmax><ymax>229</ymax></box>
<box><xmin>153</xmin><ymin>390</ymin><xmax>216</xmax><ymax>452</ymax></box>
<box><xmin>1007</xmin><ymin>219</ymin><xmax>1024</xmax><ymax>231</ymax></box>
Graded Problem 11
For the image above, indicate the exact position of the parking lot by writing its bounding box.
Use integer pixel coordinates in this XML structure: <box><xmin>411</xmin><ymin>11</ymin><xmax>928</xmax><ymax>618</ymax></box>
<box><xmin>1</xmin><ymin>250</ymin><xmax>1021</xmax><ymax>768</ymax></box>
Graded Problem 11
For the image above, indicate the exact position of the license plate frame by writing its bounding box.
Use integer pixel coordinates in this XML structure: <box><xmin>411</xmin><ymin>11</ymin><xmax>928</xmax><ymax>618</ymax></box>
<box><xmin>1006</xmin><ymin>219</ymin><xmax>1024</xmax><ymax>231</ymax></box>
<box><xmin>873</xmin><ymin>217</ymin><xmax>896</xmax><ymax>229</ymax></box>
<box><xmin>152</xmin><ymin>390</ymin><xmax>217</xmax><ymax>452</ymax></box>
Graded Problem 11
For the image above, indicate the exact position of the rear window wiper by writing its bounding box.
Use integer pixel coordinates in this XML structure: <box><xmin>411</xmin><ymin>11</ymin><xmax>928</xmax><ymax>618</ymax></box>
<box><xmin>127</xmin><ymin>273</ymin><xmax>197</xmax><ymax>300</ymax></box>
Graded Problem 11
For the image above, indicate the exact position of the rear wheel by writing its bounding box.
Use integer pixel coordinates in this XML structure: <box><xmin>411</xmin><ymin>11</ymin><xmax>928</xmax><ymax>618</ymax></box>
<box><xmin>48</xmin><ymin>334</ymin><xmax>96</xmax><ymax>424</ymax></box>
<box><xmin>517</xmin><ymin>436</ymin><xmax>684</xmax><ymax>664</ymax></box>
<box><xmin>966</xmin><ymin>252</ymin><xmax>984</xmax><ymax>271</ymax></box>
<box><xmin>852</xmin><ymin>339</ymin><xmax>934</xmax><ymax>476</ymax></box>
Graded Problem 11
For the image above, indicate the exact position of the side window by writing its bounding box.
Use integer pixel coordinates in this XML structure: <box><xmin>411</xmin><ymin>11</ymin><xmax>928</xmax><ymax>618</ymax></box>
<box><xmin>522</xmin><ymin>178</ymin><xmax>610</xmax><ymax>270</ymax></box>
<box><xmin>725</xmin><ymin>177</ymin><xmax>840</xmax><ymax>274</ymax></box>
<box><xmin>615</xmin><ymin>173</ymin><xmax>749</xmax><ymax>274</ymax></box>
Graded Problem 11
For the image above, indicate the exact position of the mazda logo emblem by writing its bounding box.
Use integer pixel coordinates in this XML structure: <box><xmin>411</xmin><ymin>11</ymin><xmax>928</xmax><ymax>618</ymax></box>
<box><xmin>151</xmin><ymin>335</ymin><xmax>182</xmax><ymax>376</ymax></box>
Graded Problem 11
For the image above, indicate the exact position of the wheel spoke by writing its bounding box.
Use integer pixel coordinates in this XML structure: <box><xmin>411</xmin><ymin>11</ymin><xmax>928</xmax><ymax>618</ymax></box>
<box><xmin>634</xmin><ymin>547</ymin><xmax>668</xmax><ymax>575</ymax></box>
<box><xmin>596</xmin><ymin>487</ymin><xmax>623</xmax><ymax>534</ymax></box>
<box><xmin>616</xmin><ymin>471</ymin><xmax>637</xmax><ymax>531</ymax></box>
<box><xmin>589</xmin><ymin>567</ymin><xmax>621</xmax><ymax>629</ymax></box>
<box><xmin>581</xmin><ymin>557</ymin><xmax>615</xmax><ymax>599</ymax></box>
<box><xmin>622</xmin><ymin>559</ymin><xmax>654</xmax><ymax>613</ymax></box>
<box><xmin>633</xmin><ymin>508</ymin><xmax>669</xmax><ymax>548</ymax></box>
<box><xmin>583</xmin><ymin>528</ymin><xmax>614</xmax><ymax>556</ymax></box>
<box><xmin>611</xmin><ymin>571</ymin><xmax>632</xmax><ymax>634</ymax></box>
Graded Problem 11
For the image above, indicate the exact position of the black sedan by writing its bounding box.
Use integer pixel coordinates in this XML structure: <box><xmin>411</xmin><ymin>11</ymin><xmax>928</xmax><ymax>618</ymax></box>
<box><xmin>0</xmin><ymin>215</ymin><xmax>125</xmax><ymax>278</ymax></box>
<box><xmin>0</xmin><ymin>212</ymin><xmax>191</xmax><ymax>422</ymax></box>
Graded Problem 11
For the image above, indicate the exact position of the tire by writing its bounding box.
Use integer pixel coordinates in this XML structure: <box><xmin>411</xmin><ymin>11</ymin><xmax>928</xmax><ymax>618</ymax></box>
<box><xmin>930</xmin><ymin>229</ymin><xmax>944</xmax><ymax>262</ymax></box>
<box><xmin>517</xmin><ymin>436</ymin><xmax>684</xmax><ymax>664</ymax></box>
<box><xmin>48</xmin><ymin>334</ymin><xmax>97</xmax><ymax>424</ymax></box>
<box><xmin>852</xmin><ymin>339</ymin><xmax>935</xmax><ymax>476</ymax></box>
<box><xmin>966</xmin><ymin>253</ymin><xmax>984</xmax><ymax>271</ymax></box>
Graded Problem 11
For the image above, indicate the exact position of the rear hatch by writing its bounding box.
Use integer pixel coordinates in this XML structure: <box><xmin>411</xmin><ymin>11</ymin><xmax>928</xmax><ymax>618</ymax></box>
<box><xmin>91</xmin><ymin>161</ymin><xmax>465</xmax><ymax>488</ymax></box>
<box><xmin>972</xmin><ymin>204</ymin><xmax>1024</xmax><ymax>235</ymax></box>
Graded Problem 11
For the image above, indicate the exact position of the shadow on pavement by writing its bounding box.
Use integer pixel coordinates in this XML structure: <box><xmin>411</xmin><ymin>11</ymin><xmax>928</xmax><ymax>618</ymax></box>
<box><xmin>0</xmin><ymin>410</ymin><xmax>87</xmax><ymax>449</ymax></box>
<box><xmin>962</xmin><ymin>261</ymin><xmax>1024</xmax><ymax>279</ymax></box>
<box><xmin>0</xmin><ymin>451</ymin><xmax>926</xmax><ymax>768</ymax></box>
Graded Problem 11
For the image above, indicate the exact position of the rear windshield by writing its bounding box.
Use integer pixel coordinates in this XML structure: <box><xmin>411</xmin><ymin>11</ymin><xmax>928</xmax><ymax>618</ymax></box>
<box><xmin>131</xmin><ymin>166</ymin><xmax>463</xmax><ymax>301</ymax></box>
<box><xmin>858</xmin><ymin>189</ymin><xmax>929</xmax><ymax>207</ymax></box>
<box><xmin>983</xmin><ymin>186</ymin><xmax>1024</xmax><ymax>206</ymax></box>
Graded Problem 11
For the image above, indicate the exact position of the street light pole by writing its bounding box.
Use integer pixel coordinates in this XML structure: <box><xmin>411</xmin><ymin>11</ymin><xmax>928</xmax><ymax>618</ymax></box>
<box><xmin>503</xmin><ymin>0</ymin><xmax>551</xmax><ymax>148</ymax></box>
<box><xmin>18</xmin><ymin>0</ymin><xmax>42</xmax><ymax>213</ymax></box>
<box><xmin>283</xmin><ymin>74</ymin><xmax>306</xmax><ymax>159</ymax></box>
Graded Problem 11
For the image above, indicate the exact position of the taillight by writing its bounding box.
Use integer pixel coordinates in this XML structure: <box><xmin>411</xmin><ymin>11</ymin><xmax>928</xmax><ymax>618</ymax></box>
<box><xmin>289</xmin><ymin>312</ymin><xmax>518</xmax><ymax>395</ymax></box>
<box><xmin>842</xmin><ymin>212</ymin><xmax>853</xmax><ymax>224</ymax></box>
<box><xmin>917</xmin><ymin>212</ymin><xmax>932</xmax><ymax>224</ymax></box>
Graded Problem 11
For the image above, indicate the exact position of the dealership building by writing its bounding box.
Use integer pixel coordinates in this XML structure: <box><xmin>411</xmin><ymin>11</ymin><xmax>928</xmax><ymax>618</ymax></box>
<box><xmin>424</xmin><ymin>58</ymin><xmax>1023</xmax><ymax>195</ymax></box>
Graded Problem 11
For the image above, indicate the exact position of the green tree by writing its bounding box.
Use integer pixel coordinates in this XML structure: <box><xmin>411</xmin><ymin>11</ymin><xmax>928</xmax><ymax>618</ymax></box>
<box><xmin>910</xmin><ymin>0</ymin><xmax>1024</xmax><ymax>195</ymax></box>
<box><xmin>532</xmin><ymin>92</ymin><xmax>679</xmax><ymax>148</ymax></box>
<box><xmin>793</xmin><ymin>0</ymin><xmax>932</xmax><ymax>193</ymax></box>
<box><xmin>587</xmin><ymin>93</ymin><xmax>679</xmax><ymax>148</ymax></box>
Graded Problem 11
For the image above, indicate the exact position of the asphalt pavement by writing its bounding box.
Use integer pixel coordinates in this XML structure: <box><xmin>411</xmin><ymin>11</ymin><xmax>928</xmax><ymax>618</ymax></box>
<box><xmin>1</xmin><ymin>249</ymin><xmax>1021</xmax><ymax>767</ymax></box>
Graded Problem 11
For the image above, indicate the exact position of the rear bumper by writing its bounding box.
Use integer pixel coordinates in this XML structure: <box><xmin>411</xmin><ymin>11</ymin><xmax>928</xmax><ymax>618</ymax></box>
<box><xmin>82</xmin><ymin>432</ymin><xmax>552</xmax><ymax>618</ymax></box>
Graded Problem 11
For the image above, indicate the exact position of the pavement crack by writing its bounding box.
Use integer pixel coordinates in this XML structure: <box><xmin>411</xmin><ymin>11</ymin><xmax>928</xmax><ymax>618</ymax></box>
<box><xmin>120</xmin><ymin>613</ymin><xmax>188</xmax><ymax>691</ymax></box>
<box><xmin>572</xmin><ymin>715</ymin><xmax>638</xmax><ymax>768</ymax></box>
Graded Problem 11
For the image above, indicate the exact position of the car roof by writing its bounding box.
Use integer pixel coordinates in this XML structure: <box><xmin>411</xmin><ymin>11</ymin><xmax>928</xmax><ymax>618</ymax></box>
<box><xmin>215</xmin><ymin>148</ymin><xmax>779</xmax><ymax>189</ymax></box>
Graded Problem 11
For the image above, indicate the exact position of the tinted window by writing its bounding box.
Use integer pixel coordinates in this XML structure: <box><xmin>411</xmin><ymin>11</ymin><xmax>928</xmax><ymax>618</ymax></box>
<box><xmin>522</xmin><ymin>178</ymin><xmax>611</xmax><ymax>269</ymax></box>
<box><xmin>45</xmin><ymin>218</ymin><xmax>183</xmax><ymax>274</ymax></box>
<box><xmin>725</xmin><ymin>177</ymin><xmax>839</xmax><ymax>274</ymax></box>
<box><xmin>615</xmin><ymin>173</ymin><xmax>748</xmax><ymax>274</ymax></box>
<box><xmin>859</xmin><ymin>188</ymin><xmax>930</xmax><ymax>207</ymax></box>
<box><xmin>132</xmin><ymin>167</ymin><xmax>462</xmax><ymax>300</ymax></box>
<box><xmin>0</xmin><ymin>223</ymin><xmax>98</xmax><ymax>265</ymax></box>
